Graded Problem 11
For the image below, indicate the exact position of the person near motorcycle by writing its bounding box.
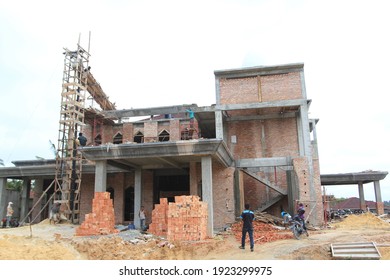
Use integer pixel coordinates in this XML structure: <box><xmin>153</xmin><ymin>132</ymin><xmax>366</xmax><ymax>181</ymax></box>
<box><xmin>239</xmin><ymin>203</ymin><xmax>255</xmax><ymax>252</ymax></box>
<box><xmin>296</xmin><ymin>203</ymin><xmax>307</xmax><ymax>232</ymax></box>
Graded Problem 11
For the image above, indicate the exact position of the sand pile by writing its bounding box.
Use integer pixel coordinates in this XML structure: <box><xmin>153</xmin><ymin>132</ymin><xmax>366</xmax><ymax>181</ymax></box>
<box><xmin>335</xmin><ymin>212</ymin><xmax>390</xmax><ymax>229</ymax></box>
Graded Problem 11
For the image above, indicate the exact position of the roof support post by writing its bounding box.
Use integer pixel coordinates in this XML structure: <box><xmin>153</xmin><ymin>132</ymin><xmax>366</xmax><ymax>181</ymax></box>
<box><xmin>374</xmin><ymin>180</ymin><xmax>384</xmax><ymax>215</ymax></box>
<box><xmin>358</xmin><ymin>182</ymin><xmax>365</xmax><ymax>210</ymax></box>
<box><xmin>215</xmin><ymin>110</ymin><xmax>224</xmax><ymax>140</ymax></box>
<box><xmin>94</xmin><ymin>160</ymin><xmax>107</xmax><ymax>192</ymax></box>
<box><xmin>20</xmin><ymin>179</ymin><xmax>30</xmax><ymax>222</ymax></box>
<box><xmin>0</xmin><ymin>178</ymin><xmax>7</xmax><ymax>221</ymax></box>
<box><xmin>201</xmin><ymin>156</ymin><xmax>213</xmax><ymax>238</ymax></box>
<box><xmin>134</xmin><ymin>169</ymin><xmax>142</xmax><ymax>229</ymax></box>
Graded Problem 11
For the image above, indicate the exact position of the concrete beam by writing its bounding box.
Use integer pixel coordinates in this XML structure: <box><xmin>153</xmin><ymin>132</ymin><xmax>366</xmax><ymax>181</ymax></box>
<box><xmin>215</xmin><ymin>99</ymin><xmax>306</xmax><ymax>111</ymax></box>
<box><xmin>236</xmin><ymin>157</ymin><xmax>292</xmax><ymax>168</ymax></box>
<box><xmin>102</xmin><ymin>104</ymin><xmax>198</xmax><ymax>119</ymax></box>
<box><xmin>226</xmin><ymin>112</ymin><xmax>296</xmax><ymax>122</ymax></box>
<box><xmin>214</xmin><ymin>63</ymin><xmax>304</xmax><ymax>78</ymax></box>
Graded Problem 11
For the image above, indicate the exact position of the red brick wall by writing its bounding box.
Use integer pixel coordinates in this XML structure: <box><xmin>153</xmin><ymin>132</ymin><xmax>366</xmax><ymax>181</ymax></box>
<box><xmin>227</xmin><ymin>118</ymin><xmax>299</xmax><ymax>159</ymax></box>
<box><xmin>292</xmin><ymin>157</ymin><xmax>324</xmax><ymax>226</ymax></box>
<box><xmin>103</xmin><ymin>125</ymin><xmax>113</xmax><ymax>144</ymax></box>
<box><xmin>144</xmin><ymin>121</ymin><xmax>158</xmax><ymax>142</ymax></box>
<box><xmin>260</xmin><ymin>73</ymin><xmax>302</xmax><ymax>101</ymax></box>
<box><xmin>142</xmin><ymin>170</ymin><xmax>154</xmax><ymax>225</ymax></box>
<box><xmin>123</xmin><ymin>123</ymin><xmax>134</xmax><ymax>143</ymax></box>
<box><xmin>220</xmin><ymin>77</ymin><xmax>259</xmax><ymax>105</ymax></box>
<box><xmin>107</xmin><ymin>172</ymin><xmax>125</xmax><ymax>223</ymax></box>
<box><xmin>169</xmin><ymin>119</ymin><xmax>180</xmax><ymax>141</ymax></box>
<box><xmin>211</xmin><ymin>163</ymin><xmax>236</xmax><ymax>229</ymax></box>
<box><xmin>79</xmin><ymin>174</ymin><xmax>95</xmax><ymax>223</ymax></box>
<box><xmin>219</xmin><ymin>72</ymin><xmax>302</xmax><ymax>105</ymax></box>
<box><xmin>80</xmin><ymin>172</ymin><xmax>131</xmax><ymax>224</ymax></box>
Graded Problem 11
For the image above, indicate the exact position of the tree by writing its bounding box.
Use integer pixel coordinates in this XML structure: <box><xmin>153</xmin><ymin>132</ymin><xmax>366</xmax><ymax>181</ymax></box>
<box><xmin>6</xmin><ymin>179</ymin><xmax>23</xmax><ymax>191</ymax></box>
<box><xmin>0</xmin><ymin>159</ymin><xmax>4</xmax><ymax>166</ymax></box>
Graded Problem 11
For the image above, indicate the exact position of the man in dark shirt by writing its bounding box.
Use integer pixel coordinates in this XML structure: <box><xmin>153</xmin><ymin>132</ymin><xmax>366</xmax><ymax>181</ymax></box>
<box><xmin>78</xmin><ymin>132</ymin><xmax>87</xmax><ymax>147</ymax></box>
<box><xmin>239</xmin><ymin>203</ymin><xmax>255</xmax><ymax>251</ymax></box>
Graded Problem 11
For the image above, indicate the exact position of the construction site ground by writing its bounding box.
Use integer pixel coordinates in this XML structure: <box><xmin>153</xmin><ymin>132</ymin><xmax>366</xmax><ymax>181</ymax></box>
<box><xmin>1</xmin><ymin>212</ymin><xmax>390</xmax><ymax>260</ymax></box>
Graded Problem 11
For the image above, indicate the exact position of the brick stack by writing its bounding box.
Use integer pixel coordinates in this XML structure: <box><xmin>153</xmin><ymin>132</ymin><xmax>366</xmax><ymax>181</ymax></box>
<box><xmin>149</xmin><ymin>195</ymin><xmax>208</xmax><ymax>242</ymax></box>
<box><xmin>75</xmin><ymin>192</ymin><xmax>119</xmax><ymax>236</ymax></box>
<box><xmin>148</xmin><ymin>198</ymin><xmax>169</xmax><ymax>236</ymax></box>
<box><xmin>168</xmin><ymin>195</ymin><xmax>208</xmax><ymax>241</ymax></box>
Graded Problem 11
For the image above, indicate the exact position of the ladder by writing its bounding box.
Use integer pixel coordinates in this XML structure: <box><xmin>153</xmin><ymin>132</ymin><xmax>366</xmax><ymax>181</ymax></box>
<box><xmin>53</xmin><ymin>44</ymin><xmax>90</xmax><ymax>223</ymax></box>
<box><xmin>20</xmin><ymin>44</ymin><xmax>90</xmax><ymax>225</ymax></box>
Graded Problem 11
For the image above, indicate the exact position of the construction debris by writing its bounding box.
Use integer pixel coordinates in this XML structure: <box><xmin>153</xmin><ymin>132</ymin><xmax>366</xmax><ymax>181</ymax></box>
<box><xmin>231</xmin><ymin>220</ymin><xmax>292</xmax><ymax>244</ymax></box>
<box><xmin>253</xmin><ymin>211</ymin><xmax>284</xmax><ymax>226</ymax></box>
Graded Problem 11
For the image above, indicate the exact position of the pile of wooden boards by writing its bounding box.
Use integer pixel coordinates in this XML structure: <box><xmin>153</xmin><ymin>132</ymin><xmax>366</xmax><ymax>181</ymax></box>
<box><xmin>253</xmin><ymin>210</ymin><xmax>284</xmax><ymax>226</ymax></box>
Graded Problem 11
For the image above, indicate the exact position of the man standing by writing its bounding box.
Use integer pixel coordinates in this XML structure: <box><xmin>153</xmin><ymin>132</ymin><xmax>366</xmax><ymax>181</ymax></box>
<box><xmin>6</xmin><ymin>202</ymin><xmax>14</xmax><ymax>228</ymax></box>
<box><xmin>239</xmin><ymin>203</ymin><xmax>255</xmax><ymax>252</ymax></box>
<box><xmin>139</xmin><ymin>206</ymin><xmax>147</xmax><ymax>231</ymax></box>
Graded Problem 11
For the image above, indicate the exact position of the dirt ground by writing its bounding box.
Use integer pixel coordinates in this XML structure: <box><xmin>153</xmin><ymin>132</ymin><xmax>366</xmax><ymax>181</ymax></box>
<box><xmin>1</xmin><ymin>212</ymin><xmax>390</xmax><ymax>260</ymax></box>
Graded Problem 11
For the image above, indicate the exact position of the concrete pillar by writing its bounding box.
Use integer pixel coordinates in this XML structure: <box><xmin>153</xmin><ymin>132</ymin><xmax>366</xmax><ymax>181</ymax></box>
<box><xmin>189</xmin><ymin>162</ymin><xmax>198</xmax><ymax>196</ymax></box>
<box><xmin>201</xmin><ymin>156</ymin><xmax>213</xmax><ymax>237</ymax></box>
<box><xmin>0</xmin><ymin>178</ymin><xmax>7</xmax><ymax>220</ymax></box>
<box><xmin>134</xmin><ymin>169</ymin><xmax>142</xmax><ymax>229</ymax></box>
<box><xmin>94</xmin><ymin>160</ymin><xmax>107</xmax><ymax>192</ymax></box>
<box><xmin>358</xmin><ymin>182</ymin><xmax>365</xmax><ymax>210</ymax></box>
<box><xmin>20</xmin><ymin>179</ymin><xmax>30</xmax><ymax>221</ymax></box>
<box><xmin>298</xmin><ymin>105</ymin><xmax>312</xmax><ymax>158</ymax></box>
<box><xmin>32</xmin><ymin>178</ymin><xmax>43</xmax><ymax>223</ymax></box>
<box><xmin>374</xmin><ymin>181</ymin><xmax>384</xmax><ymax>215</ymax></box>
<box><xmin>215</xmin><ymin>110</ymin><xmax>223</xmax><ymax>140</ymax></box>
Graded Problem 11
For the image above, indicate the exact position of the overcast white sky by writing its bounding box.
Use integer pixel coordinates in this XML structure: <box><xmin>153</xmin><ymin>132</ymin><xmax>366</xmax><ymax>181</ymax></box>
<box><xmin>0</xmin><ymin>0</ymin><xmax>389</xmax><ymax>201</ymax></box>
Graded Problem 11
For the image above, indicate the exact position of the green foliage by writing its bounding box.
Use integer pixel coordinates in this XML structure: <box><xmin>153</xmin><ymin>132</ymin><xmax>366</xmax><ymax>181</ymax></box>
<box><xmin>6</xmin><ymin>179</ymin><xmax>23</xmax><ymax>191</ymax></box>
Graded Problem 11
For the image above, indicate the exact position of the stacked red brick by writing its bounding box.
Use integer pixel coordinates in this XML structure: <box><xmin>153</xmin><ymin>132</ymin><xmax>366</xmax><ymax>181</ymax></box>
<box><xmin>148</xmin><ymin>198</ymin><xmax>169</xmax><ymax>236</ymax></box>
<box><xmin>149</xmin><ymin>195</ymin><xmax>208</xmax><ymax>241</ymax></box>
<box><xmin>75</xmin><ymin>192</ymin><xmax>119</xmax><ymax>236</ymax></box>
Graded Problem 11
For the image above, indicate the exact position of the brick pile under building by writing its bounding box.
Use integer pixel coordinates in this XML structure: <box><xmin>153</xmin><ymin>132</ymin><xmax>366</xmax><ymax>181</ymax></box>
<box><xmin>149</xmin><ymin>195</ymin><xmax>208</xmax><ymax>241</ymax></box>
<box><xmin>75</xmin><ymin>192</ymin><xmax>119</xmax><ymax>236</ymax></box>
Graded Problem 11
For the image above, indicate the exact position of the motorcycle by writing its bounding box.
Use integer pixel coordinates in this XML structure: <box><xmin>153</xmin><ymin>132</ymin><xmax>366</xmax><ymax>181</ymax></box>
<box><xmin>289</xmin><ymin>215</ymin><xmax>308</xmax><ymax>240</ymax></box>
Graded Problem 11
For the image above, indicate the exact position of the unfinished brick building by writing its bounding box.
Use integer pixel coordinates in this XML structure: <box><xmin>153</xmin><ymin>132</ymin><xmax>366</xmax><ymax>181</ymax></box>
<box><xmin>0</xmin><ymin>61</ymin><xmax>324</xmax><ymax>236</ymax></box>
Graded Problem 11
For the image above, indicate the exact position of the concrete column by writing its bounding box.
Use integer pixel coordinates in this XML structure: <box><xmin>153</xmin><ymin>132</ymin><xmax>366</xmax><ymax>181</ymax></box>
<box><xmin>189</xmin><ymin>162</ymin><xmax>198</xmax><ymax>196</ymax></box>
<box><xmin>134</xmin><ymin>169</ymin><xmax>142</xmax><ymax>229</ymax></box>
<box><xmin>0</xmin><ymin>178</ymin><xmax>7</xmax><ymax>220</ymax></box>
<box><xmin>94</xmin><ymin>160</ymin><xmax>107</xmax><ymax>192</ymax></box>
<box><xmin>298</xmin><ymin>104</ymin><xmax>312</xmax><ymax>157</ymax></box>
<box><xmin>32</xmin><ymin>178</ymin><xmax>43</xmax><ymax>223</ymax></box>
<box><xmin>358</xmin><ymin>182</ymin><xmax>365</xmax><ymax>210</ymax></box>
<box><xmin>201</xmin><ymin>156</ymin><xmax>213</xmax><ymax>237</ymax></box>
<box><xmin>374</xmin><ymin>181</ymin><xmax>384</xmax><ymax>215</ymax></box>
<box><xmin>215</xmin><ymin>77</ymin><xmax>221</xmax><ymax>105</ymax></box>
<box><xmin>215</xmin><ymin>110</ymin><xmax>223</xmax><ymax>140</ymax></box>
<box><xmin>20</xmin><ymin>179</ymin><xmax>30</xmax><ymax>221</ymax></box>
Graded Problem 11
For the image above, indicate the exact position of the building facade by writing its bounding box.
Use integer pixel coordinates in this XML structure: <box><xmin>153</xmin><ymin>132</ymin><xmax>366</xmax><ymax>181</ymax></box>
<box><xmin>0</xmin><ymin>63</ymin><xmax>324</xmax><ymax>235</ymax></box>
